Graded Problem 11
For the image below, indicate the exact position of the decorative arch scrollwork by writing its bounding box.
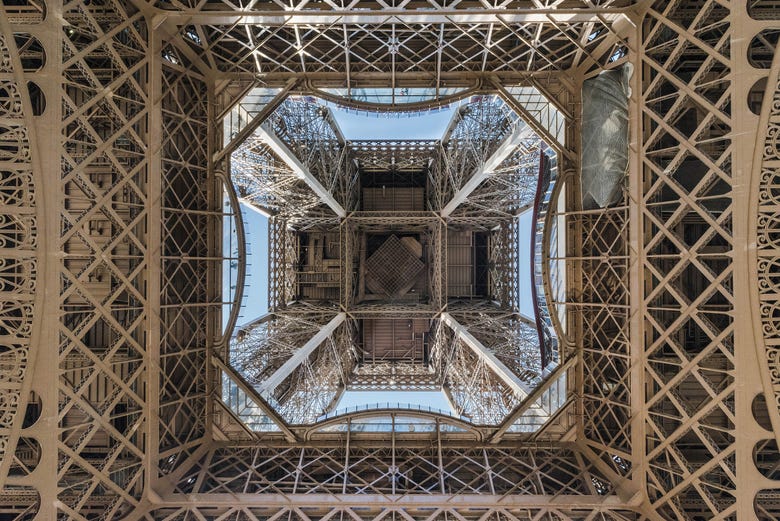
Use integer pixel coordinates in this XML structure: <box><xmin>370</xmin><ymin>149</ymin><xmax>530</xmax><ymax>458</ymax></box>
<box><xmin>0</xmin><ymin>31</ymin><xmax>38</xmax><ymax>473</ymax></box>
<box><xmin>757</xmin><ymin>46</ymin><xmax>780</xmax><ymax>419</ymax></box>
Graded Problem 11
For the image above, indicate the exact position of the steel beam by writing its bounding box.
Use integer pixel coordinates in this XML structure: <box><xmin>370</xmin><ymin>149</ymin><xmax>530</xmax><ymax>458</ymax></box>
<box><xmin>441</xmin><ymin>121</ymin><xmax>535</xmax><ymax>217</ymax></box>
<box><xmin>157</xmin><ymin>492</ymin><xmax>636</xmax><ymax>509</ymax></box>
<box><xmin>494</xmin><ymin>81</ymin><xmax>572</xmax><ymax>160</ymax></box>
<box><xmin>158</xmin><ymin>10</ymin><xmax>629</xmax><ymax>26</ymax></box>
<box><xmin>259</xmin><ymin>313</ymin><xmax>346</xmax><ymax>395</ymax></box>
<box><xmin>257</xmin><ymin>124</ymin><xmax>347</xmax><ymax>217</ymax></box>
<box><xmin>489</xmin><ymin>356</ymin><xmax>575</xmax><ymax>443</ymax></box>
<box><xmin>212</xmin><ymin>355</ymin><xmax>297</xmax><ymax>442</ymax></box>
<box><xmin>441</xmin><ymin>313</ymin><xmax>535</xmax><ymax>398</ymax></box>
<box><xmin>215</xmin><ymin>79</ymin><xmax>298</xmax><ymax>164</ymax></box>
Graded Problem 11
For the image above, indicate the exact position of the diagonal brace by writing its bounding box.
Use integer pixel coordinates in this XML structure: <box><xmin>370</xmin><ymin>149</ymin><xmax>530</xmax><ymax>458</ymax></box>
<box><xmin>441</xmin><ymin>121</ymin><xmax>535</xmax><ymax>217</ymax></box>
<box><xmin>257</xmin><ymin>125</ymin><xmax>347</xmax><ymax>217</ymax></box>
<box><xmin>259</xmin><ymin>313</ymin><xmax>346</xmax><ymax>395</ymax></box>
<box><xmin>441</xmin><ymin>313</ymin><xmax>536</xmax><ymax>399</ymax></box>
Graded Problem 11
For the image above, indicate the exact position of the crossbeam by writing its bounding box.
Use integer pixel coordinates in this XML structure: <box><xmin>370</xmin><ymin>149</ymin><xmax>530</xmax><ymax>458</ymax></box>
<box><xmin>258</xmin><ymin>313</ymin><xmax>346</xmax><ymax>395</ymax></box>
<box><xmin>494</xmin><ymin>82</ymin><xmax>573</xmax><ymax>160</ymax></box>
<box><xmin>212</xmin><ymin>355</ymin><xmax>296</xmax><ymax>442</ymax></box>
<box><xmin>160</xmin><ymin>10</ymin><xmax>629</xmax><ymax>26</ymax></box>
<box><xmin>257</xmin><ymin>124</ymin><xmax>347</xmax><ymax>217</ymax></box>
<box><xmin>489</xmin><ymin>355</ymin><xmax>576</xmax><ymax>443</ymax></box>
<box><xmin>441</xmin><ymin>122</ymin><xmax>535</xmax><ymax>217</ymax></box>
<box><xmin>157</xmin><ymin>492</ymin><xmax>635</xmax><ymax>509</ymax></box>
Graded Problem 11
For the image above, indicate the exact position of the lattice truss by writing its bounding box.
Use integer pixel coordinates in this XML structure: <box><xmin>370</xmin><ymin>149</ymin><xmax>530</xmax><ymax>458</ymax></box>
<box><xmin>6</xmin><ymin>0</ymin><xmax>780</xmax><ymax>520</ymax></box>
<box><xmin>635</xmin><ymin>1</ymin><xmax>739</xmax><ymax>518</ymax></box>
<box><xmin>434</xmin><ymin>321</ymin><xmax>520</xmax><ymax>425</ymax></box>
<box><xmin>230</xmin><ymin>138</ymin><xmax>324</xmax><ymax>217</ymax></box>
<box><xmin>157</xmin><ymin>0</ymin><xmax>632</xmax><ymax>80</ymax></box>
<box><xmin>268</xmin><ymin>216</ymin><xmax>299</xmax><ymax>310</ymax></box>
<box><xmin>436</xmin><ymin>96</ymin><xmax>517</xmax><ymax>207</ymax></box>
<box><xmin>448</xmin><ymin>137</ymin><xmax>543</xmax><ymax>218</ymax></box>
<box><xmin>490</xmin><ymin>218</ymin><xmax>521</xmax><ymax>308</ymax></box>
<box><xmin>55</xmin><ymin>1</ymin><xmax>152</xmax><ymax>518</ymax></box>
<box><xmin>266</xmin><ymin>99</ymin><xmax>352</xmax><ymax>210</ymax></box>
<box><xmin>450</xmin><ymin>307</ymin><xmax>543</xmax><ymax>385</ymax></box>
<box><xmin>168</xmin><ymin>442</ymin><xmax>615</xmax><ymax>498</ymax></box>
<box><xmin>146</xmin><ymin>508</ymin><xmax>641</xmax><ymax>521</ymax></box>
<box><xmin>0</xmin><ymin>15</ymin><xmax>39</xmax><ymax>521</ymax></box>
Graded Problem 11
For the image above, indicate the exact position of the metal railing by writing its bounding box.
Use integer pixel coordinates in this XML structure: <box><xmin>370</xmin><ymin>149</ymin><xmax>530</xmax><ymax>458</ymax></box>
<box><xmin>317</xmin><ymin>402</ymin><xmax>468</xmax><ymax>423</ymax></box>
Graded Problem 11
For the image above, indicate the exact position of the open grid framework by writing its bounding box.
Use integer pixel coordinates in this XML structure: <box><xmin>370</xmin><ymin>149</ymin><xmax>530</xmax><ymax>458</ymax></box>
<box><xmin>2</xmin><ymin>1</ymin><xmax>780</xmax><ymax>520</ymax></box>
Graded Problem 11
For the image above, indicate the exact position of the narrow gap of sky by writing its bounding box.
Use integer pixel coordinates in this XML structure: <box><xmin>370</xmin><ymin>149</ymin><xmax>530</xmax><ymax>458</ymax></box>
<box><xmin>237</xmin><ymin>205</ymin><xmax>269</xmax><ymax>325</ymax></box>
<box><xmin>330</xmin><ymin>104</ymin><xmax>457</xmax><ymax>140</ymax></box>
<box><xmin>336</xmin><ymin>391</ymin><xmax>453</xmax><ymax>415</ymax></box>
<box><xmin>517</xmin><ymin>209</ymin><xmax>535</xmax><ymax>318</ymax></box>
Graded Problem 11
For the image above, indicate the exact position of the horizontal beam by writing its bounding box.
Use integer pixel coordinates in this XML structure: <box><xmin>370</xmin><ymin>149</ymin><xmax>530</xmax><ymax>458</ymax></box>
<box><xmin>259</xmin><ymin>313</ymin><xmax>346</xmax><ymax>394</ymax></box>
<box><xmin>441</xmin><ymin>121</ymin><xmax>535</xmax><ymax>217</ymax></box>
<box><xmin>158</xmin><ymin>492</ymin><xmax>634</xmax><ymax>509</ymax></box>
<box><xmin>158</xmin><ymin>10</ymin><xmax>628</xmax><ymax>26</ymax></box>
<box><xmin>257</xmin><ymin>124</ymin><xmax>347</xmax><ymax>217</ymax></box>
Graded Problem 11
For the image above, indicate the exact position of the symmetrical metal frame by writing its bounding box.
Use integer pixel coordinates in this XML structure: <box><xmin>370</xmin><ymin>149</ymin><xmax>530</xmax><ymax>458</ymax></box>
<box><xmin>3</xmin><ymin>1</ymin><xmax>780</xmax><ymax>520</ymax></box>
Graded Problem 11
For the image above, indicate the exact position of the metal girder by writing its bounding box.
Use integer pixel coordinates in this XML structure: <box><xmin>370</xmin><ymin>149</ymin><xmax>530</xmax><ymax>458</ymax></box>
<box><xmin>256</xmin><ymin>124</ymin><xmax>347</xmax><ymax>217</ymax></box>
<box><xmin>441</xmin><ymin>121</ymin><xmax>535</xmax><ymax>217</ymax></box>
<box><xmin>158</xmin><ymin>9</ymin><xmax>631</xmax><ymax>26</ymax></box>
<box><xmin>215</xmin><ymin>78</ymin><xmax>298</xmax><ymax>164</ymax></box>
<box><xmin>441</xmin><ymin>313</ymin><xmax>536</xmax><ymax>399</ymax></box>
<box><xmin>494</xmin><ymin>81</ymin><xmax>572</xmax><ymax>160</ymax></box>
<box><xmin>212</xmin><ymin>355</ymin><xmax>297</xmax><ymax>442</ymax></box>
<box><xmin>156</xmin><ymin>492</ymin><xmax>636</xmax><ymax>509</ymax></box>
<box><xmin>489</xmin><ymin>356</ymin><xmax>576</xmax><ymax>443</ymax></box>
<box><xmin>258</xmin><ymin>313</ymin><xmax>346</xmax><ymax>395</ymax></box>
<box><xmin>7</xmin><ymin>0</ymin><xmax>780</xmax><ymax>518</ymax></box>
<box><xmin>163</xmin><ymin>441</ymin><xmax>620</xmax><ymax>499</ymax></box>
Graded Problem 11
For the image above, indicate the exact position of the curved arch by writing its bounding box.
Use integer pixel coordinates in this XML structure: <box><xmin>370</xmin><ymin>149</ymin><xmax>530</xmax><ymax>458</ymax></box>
<box><xmin>304</xmin><ymin>407</ymin><xmax>482</xmax><ymax>441</ymax></box>
<box><xmin>540</xmin><ymin>165</ymin><xmax>573</xmax><ymax>363</ymax></box>
<box><xmin>0</xmin><ymin>9</ymin><xmax>41</xmax><ymax>491</ymax></box>
<box><xmin>748</xmin><ymin>29</ymin><xmax>780</xmax><ymax>69</ymax></box>
<box><xmin>534</xmin><ymin>146</ymin><xmax>565</xmax><ymax>367</ymax></box>
<box><xmin>217</xmin><ymin>170</ymin><xmax>247</xmax><ymax>347</ymax></box>
<box><xmin>306</xmin><ymin>80</ymin><xmax>484</xmax><ymax>114</ymax></box>
<box><xmin>12</xmin><ymin>34</ymin><xmax>44</xmax><ymax>73</ymax></box>
<box><xmin>750</xmin><ymin>27</ymin><xmax>780</xmax><ymax>445</ymax></box>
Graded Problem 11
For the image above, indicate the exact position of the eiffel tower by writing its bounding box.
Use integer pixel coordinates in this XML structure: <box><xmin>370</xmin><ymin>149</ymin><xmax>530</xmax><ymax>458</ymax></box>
<box><xmin>1</xmin><ymin>1</ymin><xmax>780</xmax><ymax>519</ymax></box>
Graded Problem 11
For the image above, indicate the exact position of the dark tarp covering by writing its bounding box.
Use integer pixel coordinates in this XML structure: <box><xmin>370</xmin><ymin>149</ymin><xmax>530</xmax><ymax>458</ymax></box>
<box><xmin>581</xmin><ymin>65</ymin><xmax>631</xmax><ymax>209</ymax></box>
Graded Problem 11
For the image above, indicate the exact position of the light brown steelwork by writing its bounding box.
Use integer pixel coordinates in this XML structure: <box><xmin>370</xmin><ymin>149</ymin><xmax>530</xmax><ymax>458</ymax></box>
<box><xmin>2</xmin><ymin>1</ymin><xmax>780</xmax><ymax>520</ymax></box>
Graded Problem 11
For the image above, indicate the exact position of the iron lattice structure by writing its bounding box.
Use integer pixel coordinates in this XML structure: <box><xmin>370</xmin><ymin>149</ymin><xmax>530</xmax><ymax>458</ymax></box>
<box><xmin>2</xmin><ymin>1</ymin><xmax>780</xmax><ymax>520</ymax></box>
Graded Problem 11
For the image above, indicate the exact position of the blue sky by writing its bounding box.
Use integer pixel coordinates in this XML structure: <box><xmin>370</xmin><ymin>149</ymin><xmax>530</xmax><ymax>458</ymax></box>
<box><xmin>236</xmin><ymin>205</ymin><xmax>270</xmax><ymax>326</ymax></box>
<box><xmin>228</xmin><ymin>103</ymin><xmax>538</xmax><ymax>414</ymax></box>
<box><xmin>331</xmin><ymin>105</ymin><xmax>456</xmax><ymax>140</ymax></box>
